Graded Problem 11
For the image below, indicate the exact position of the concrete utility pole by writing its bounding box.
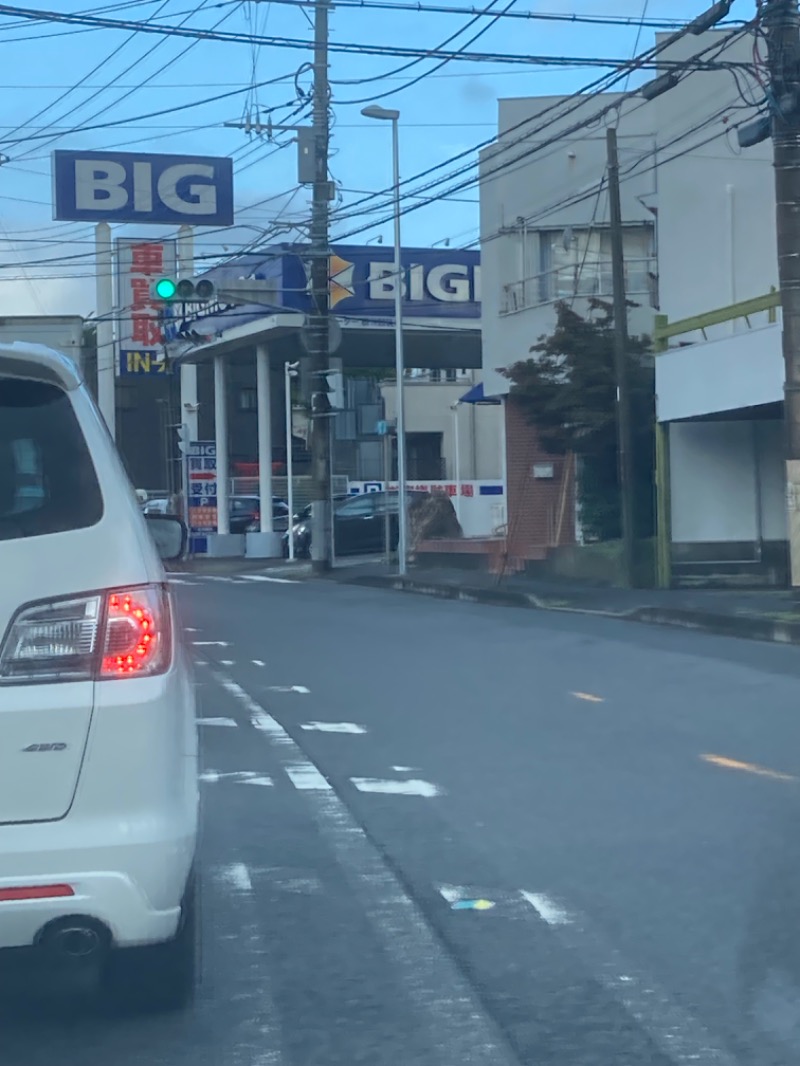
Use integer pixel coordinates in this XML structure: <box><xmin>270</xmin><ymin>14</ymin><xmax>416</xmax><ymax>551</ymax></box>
<box><xmin>606</xmin><ymin>127</ymin><xmax>636</xmax><ymax>587</ymax></box>
<box><xmin>95</xmin><ymin>222</ymin><xmax>115</xmax><ymax>439</ymax></box>
<box><xmin>309</xmin><ymin>0</ymin><xmax>333</xmax><ymax>573</ymax></box>
<box><xmin>763</xmin><ymin>0</ymin><xmax>800</xmax><ymax>588</ymax></box>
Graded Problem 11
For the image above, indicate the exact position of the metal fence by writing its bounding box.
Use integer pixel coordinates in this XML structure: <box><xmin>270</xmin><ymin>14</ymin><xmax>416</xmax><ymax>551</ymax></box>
<box><xmin>230</xmin><ymin>476</ymin><xmax>350</xmax><ymax>511</ymax></box>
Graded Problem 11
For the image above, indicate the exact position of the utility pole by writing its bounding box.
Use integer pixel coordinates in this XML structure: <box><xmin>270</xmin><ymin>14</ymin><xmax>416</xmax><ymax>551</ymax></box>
<box><xmin>606</xmin><ymin>126</ymin><xmax>636</xmax><ymax>587</ymax></box>
<box><xmin>95</xmin><ymin>222</ymin><xmax>115</xmax><ymax>440</ymax></box>
<box><xmin>763</xmin><ymin>0</ymin><xmax>800</xmax><ymax>589</ymax></box>
<box><xmin>308</xmin><ymin>0</ymin><xmax>333</xmax><ymax>573</ymax></box>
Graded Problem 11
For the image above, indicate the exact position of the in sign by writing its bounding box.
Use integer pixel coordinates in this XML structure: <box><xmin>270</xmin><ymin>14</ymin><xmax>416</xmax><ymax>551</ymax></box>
<box><xmin>52</xmin><ymin>150</ymin><xmax>234</xmax><ymax>226</ymax></box>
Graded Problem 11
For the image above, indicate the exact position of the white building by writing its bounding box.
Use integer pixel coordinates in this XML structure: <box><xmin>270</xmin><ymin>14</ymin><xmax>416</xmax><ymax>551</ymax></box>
<box><xmin>381</xmin><ymin>370</ymin><xmax>502</xmax><ymax>483</ymax></box>
<box><xmin>479</xmin><ymin>29</ymin><xmax>786</xmax><ymax>585</ymax></box>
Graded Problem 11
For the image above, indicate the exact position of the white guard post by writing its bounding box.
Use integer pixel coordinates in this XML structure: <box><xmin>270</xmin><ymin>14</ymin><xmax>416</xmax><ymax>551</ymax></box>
<box><xmin>247</xmin><ymin>344</ymin><xmax>282</xmax><ymax>557</ymax></box>
<box><xmin>207</xmin><ymin>355</ymin><xmax>242</xmax><ymax>556</ymax></box>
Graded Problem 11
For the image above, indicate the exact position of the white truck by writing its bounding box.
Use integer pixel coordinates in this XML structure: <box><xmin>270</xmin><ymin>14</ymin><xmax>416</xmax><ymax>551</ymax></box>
<box><xmin>0</xmin><ymin>316</ymin><xmax>84</xmax><ymax>369</ymax></box>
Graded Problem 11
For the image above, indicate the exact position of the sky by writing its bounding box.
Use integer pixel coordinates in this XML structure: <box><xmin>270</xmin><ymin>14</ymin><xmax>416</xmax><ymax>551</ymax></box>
<box><xmin>0</xmin><ymin>0</ymin><xmax>757</xmax><ymax>316</ymax></box>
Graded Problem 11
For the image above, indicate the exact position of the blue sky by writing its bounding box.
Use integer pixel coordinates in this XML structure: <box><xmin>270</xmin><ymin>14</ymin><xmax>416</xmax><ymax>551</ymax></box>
<box><xmin>0</xmin><ymin>0</ymin><xmax>755</xmax><ymax>313</ymax></box>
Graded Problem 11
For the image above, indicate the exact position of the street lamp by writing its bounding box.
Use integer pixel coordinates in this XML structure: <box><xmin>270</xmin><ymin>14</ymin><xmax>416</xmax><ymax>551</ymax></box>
<box><xmin>361</xmin><ymin>103</ymin><xmax>408</xmax><ymax>575</ymax></box>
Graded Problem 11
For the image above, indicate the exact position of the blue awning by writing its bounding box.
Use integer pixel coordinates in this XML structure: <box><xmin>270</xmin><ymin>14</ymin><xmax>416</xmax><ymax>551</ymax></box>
<box><xmin>458</xmin><ymin>381</ymin><xmax>501</xmax><ymax>405</ymax></box>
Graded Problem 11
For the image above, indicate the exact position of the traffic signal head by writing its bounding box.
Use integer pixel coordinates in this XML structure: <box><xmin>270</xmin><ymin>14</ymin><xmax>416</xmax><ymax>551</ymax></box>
<box><xmin>151</xmin><ymin>277</ymin><xmax>216</xmax><ymax>303</ymax></box>
<box><xmin>154</xmin><ymin>277</ymin><xmax>178</xmax><ymax>300</ymax></box>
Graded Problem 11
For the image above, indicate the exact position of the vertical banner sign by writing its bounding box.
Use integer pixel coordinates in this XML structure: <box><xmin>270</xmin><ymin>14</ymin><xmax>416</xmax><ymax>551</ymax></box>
<box><xmin>187</xmin><ymin>441</ymin><xmax>218</xmax><ymax>535</ymax></box>
<box><xmin>115</xmin><ymin>237</ymin><xmax>177</xmax><ymax>376</ymax></box>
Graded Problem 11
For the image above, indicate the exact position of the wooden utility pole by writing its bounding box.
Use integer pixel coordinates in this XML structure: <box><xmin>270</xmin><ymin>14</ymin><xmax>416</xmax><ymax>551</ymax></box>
<box><xmin>763</xmin><ymin>0</ymin><xmax>800</xmax><ymax>588</ymax></box>
<box><xmin>606</xmin><ymin>126</ymin><xmax>636</xmax><ymax>587</ymax></box>
<box><xmin>309</xmin><ymin>0</ymin><xmax>333</xmax><ymax>572</ymax></box>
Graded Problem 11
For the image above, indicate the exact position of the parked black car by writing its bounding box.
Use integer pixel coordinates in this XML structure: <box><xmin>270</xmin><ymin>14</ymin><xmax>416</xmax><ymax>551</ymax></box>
<box><xmin>230</xmin><ymin>495</ymin><xmax>291</xmax><ymax>534</ymax></box>
<box><xmin>284</xmin><ymin>491</ymin><xmax>428</xmax><ymax>558</ymax></box>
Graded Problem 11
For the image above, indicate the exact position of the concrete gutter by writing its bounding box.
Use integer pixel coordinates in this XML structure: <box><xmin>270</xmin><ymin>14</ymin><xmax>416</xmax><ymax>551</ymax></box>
<box><xmin>348</xmin><ymin>574</ymin><xmax>800</xmax><ymax>646</ymax></box>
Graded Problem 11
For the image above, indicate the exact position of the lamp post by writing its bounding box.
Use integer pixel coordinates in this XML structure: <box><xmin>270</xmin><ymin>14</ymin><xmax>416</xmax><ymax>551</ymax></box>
<box><xmin>285</xmin><ymin>360</ymin><xmax>299</xmax><ymax>561</ymax></box>
<box><xmin>451</xmin><ymin>400</ymin><xmax>461</xmax><ymax>525</ymax></box>
<box><xmin>361</xmin><ymin>103</ymin><xmax>408</xmax><ymax>575</ymax></box>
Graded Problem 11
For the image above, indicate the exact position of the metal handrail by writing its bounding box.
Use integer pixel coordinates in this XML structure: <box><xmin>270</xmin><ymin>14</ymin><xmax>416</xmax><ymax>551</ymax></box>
<box><xmin>500</xmin><ymin>256</ymin><xmax>657</xmax><ymax>316</ymax></box>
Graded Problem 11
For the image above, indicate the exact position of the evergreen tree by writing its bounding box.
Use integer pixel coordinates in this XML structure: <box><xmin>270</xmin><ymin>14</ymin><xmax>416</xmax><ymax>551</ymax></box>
<box><xmin>502</xmin><ymin>299</ymin><xmax>654</xmax><ymax>542</ymax></box>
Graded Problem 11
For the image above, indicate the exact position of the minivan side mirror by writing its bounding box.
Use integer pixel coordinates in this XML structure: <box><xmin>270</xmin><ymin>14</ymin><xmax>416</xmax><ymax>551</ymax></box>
<box><xmin>144</xmin><ymin>513</ymin><xmax>188</xmax><ymax>561</ymax></box>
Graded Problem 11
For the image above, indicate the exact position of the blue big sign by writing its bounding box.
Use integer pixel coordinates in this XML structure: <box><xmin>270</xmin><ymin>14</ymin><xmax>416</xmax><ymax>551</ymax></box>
<box><xmin>52</xmin><ymin>150</ymin><xmax>234</xmax><ymax>226</ymax></box>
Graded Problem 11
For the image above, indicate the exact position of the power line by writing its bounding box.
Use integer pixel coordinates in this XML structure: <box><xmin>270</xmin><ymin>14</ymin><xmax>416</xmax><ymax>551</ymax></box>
<box><xmin>335</xmin><ymin>0</ymin><xmax>514</xmax><ymax>105</ymax></box>
<box><xmin>323</xmin><ymin>20</ymin><xmax>750</xmax><ymax>230</ymax></box>
<box><xmin>0</xmin><ymin>71</ymin><xmax>300</xmax><ymax>149</ymax></box>
<box><xmin>0</xmin><ymin>2</ymin><xmax>754</xmax><ymax>70</ymax></box>
<box><xmin>10</xmin><ymin>0</ymin><xmax>248</xmax><ymax>159</ymax></box>
<box><xmin>327</xmin><ymin>26</ymin><xmax>751</xmax><ymax>239</ymax></box>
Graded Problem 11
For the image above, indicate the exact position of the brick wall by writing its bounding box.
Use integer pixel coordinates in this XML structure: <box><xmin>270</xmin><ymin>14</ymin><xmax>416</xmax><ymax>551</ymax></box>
<box><xmin>504</xmin><ymin>395</ymin><xmax>575</xmax><ymax>561</ymax></box>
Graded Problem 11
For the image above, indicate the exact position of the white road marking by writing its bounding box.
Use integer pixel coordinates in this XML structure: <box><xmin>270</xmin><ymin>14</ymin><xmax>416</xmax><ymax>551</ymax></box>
<box><xmin>439</xmin><ymin>885</ymin><xmax>466</xmax><ymax>904</ymax></box>
<box><xmin>197</xmin><ymin>716</ymin><xmax>237</xmax><ymax>728</ymax></box>
<box><xmin>300</xmin><ymin>721</ymin><xmax>366</xmax><ymax>733</ymax></box>
<box><xmin>286</xmin><ymin>764</ymin><xmax>333</xmax><ymax>790</ymax></box>
<box><xmin>268</xmin><ymin>684</ymin><xmax>310</xmax><ymax>694</ymax></box>
<box><xmin>192</xmin><ymin>640</ymin><xmax>229</xmax><ymax>647</ymax></box>
<box><xmin>252</xmin><ymin>659</ymin><xmax>266</xmax><ymax>667</ymax></box>
<box><xmin>220</xmin><ymin>659</ymin><xmax>235</xmax><ymax>666</ymax></box>
<box><xmin>185</xmin><ymin>627</ymin><xmax>199</xmax><ymax>632</ymax></box>
<box><xmin>168</xmin><ymin>577</ymin><xmax>196</xmax><ymax>585</ymax></box>
<box><xmin>194</xmin><ymin>659</ymin><xmax>209</xmax><ymax>666</ymax></box>
<box><xmin>522</xmin><ymin>891</ymin><xmax>572</xmax><ymax>926</ymax></box>
<box><xmin>219</xmin><ymin>862</ymin><xmax>253</xmax><ymax>893</ymax></box>
<box><xmin>392</xmin><ymin>765</ymin><xmax>420</xmax><ymax>772</ymax></box>
<box><xmin>200</xmin><ymin>770</ymin><xmax>273</xmax><ymax>786</ymax></box>
<box><xmin>519</xmin><ymin>891</ymin><xmax>738</xmax><ymax>1065</ymax></box>
<box><xmin>351</xmin><ymin>777</ymin><xmax>442</xmax><ymax>797</ymax></box>
<box><xmin>242</xmin><ymin>574</ymin><xmax>298</xmax><ymax>584</ymax></box>
<box><xmin>207</xmin><ymin>668</ymin><xmax>516</xmax><ymax>1066</ymax></box>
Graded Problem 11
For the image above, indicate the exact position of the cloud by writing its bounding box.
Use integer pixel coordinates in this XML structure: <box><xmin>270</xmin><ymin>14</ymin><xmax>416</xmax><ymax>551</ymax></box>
<box><xmin>460</xmin><ymin>78</ymin><xmax>497</xmax><ymax>104</ymax></box>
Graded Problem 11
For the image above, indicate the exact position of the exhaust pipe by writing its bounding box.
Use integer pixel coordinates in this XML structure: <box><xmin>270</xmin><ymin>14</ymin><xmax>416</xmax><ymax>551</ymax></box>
<box><xmin>37</xmin><ymin>917</ymin><xmax>110</xmax><ymax>961</ymax></box>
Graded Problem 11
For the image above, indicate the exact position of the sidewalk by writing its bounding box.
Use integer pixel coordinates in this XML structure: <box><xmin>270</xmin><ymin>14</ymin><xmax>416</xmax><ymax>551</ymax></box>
<box><xmin>333</xmin><ymin>560</ymin><xmax>800</xmax><ymax>646</ymax></box>
<box><xmin>167</xmin><ymin>556</ymin><xmax>311</xmax><ymax>577</ymax></box>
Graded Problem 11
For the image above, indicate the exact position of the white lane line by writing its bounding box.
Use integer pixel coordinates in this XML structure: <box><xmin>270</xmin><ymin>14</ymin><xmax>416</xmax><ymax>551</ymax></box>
<box><xmin>194</xmin><ymin>659</ymin><xmax>210</xmax><ymax>666</ymax></box>
<box><xmin>392</xmin><ymin>765</ymin><xmax>420</xmax><ymax>772</ymax></box>
<box><xmin>200</xmin><ymin>769</ymin><xmax>273</xmax><ymax>786</ymax></box>
<box><xmin>519</xmin><ymin>891</ymin><xmax>738</xmax><ymax>1065</ymax></box>
<box><xmin>267</xmin><ymin>684</ymin><xmax>310</xmax><ymax>694</ymax></box>
<box><xmin>220</xmin><ymin>659</ymin><xmax>235</xmax><ymax>666</ymax></box>
<box><xmin>351</xmin><ymin>777</ymin><xmax>442</xmax><ymax>797</ymax></box>
<box><xmin>185</xmin><ymin>627</ymin><xmax>199</xmax><ymax>633</ymax></box>
<box><xmin>522</xmin><ymin>891</ymin><xmax>572</xmax><ymax>926</ymax></box>
<box><xmin>168</xmin><ymin>577</ymin><xmax>196</xmax><ymax>585</ymax></box>
<box><xmin>219</xmin><ymin>862</ymin><xmax>253</xmax><ymax>893</ymax></box>
<box><xmin>241</xmin><ymin>574</ymin><xmax>298</xmax><ymax>584</ymax></box>
<box><xmin>439</xmin><ymin>885</ymin><xmax>466</xmax><ymax>904</ymax></box>
<box><xmin>285</xmin><ymin>764</ymin><xmax>333</xmax><ymax>790</ymax></box>
<box><xmin>197</xmin><ymin>716</ymin><xmax>238</xmax><ymax>728</ymax></box>
<box><xmin>300</xmin><ymin>721</ymin><xmax>366</xmax><ymax>734</ymax></box>
<box><xmin>252</xmin><ymin>659</ymin><xmax>266</xmax><ymax>667</ymax></box>
<box><xmin>192</xmin><ymin>640</ymin><xmax>229</xmax><ymax>647</ymax></box>
<box><xmin>208</xmin><ymin>668</ymin><xmax>516</xmax><ymax>1066</ymax></box>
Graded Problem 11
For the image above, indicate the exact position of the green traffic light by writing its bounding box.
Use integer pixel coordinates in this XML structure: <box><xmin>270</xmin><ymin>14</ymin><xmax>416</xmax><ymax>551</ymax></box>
<box><xmin>154</xmin><ymin>277</ymin><xmax>177</xmax><ymax>300</ymax></box>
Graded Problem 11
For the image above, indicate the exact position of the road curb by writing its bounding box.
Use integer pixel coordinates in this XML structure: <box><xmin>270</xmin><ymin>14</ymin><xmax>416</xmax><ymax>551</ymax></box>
<box><xmin>347</xmin><ymin>574</ymin><xmax>800</xmax><ymax>646</ymax></box>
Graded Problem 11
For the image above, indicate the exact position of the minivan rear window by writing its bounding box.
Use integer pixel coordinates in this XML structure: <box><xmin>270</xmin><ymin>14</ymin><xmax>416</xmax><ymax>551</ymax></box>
<box><xmin>0</xmin><ymin>378</ymin><xmax>103</xmax><ymax>542</ymax></box>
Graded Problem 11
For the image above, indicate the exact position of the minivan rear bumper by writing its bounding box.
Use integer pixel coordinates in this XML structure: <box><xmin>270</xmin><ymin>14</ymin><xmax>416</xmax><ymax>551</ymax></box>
<box><xmin>0</xmin><ymin>818</ymin><xmax>195</xmax><ymax>950</ymax></box>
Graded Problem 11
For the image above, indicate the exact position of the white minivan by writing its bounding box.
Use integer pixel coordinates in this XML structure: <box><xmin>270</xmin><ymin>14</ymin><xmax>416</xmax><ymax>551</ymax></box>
<box><xmin>0</xmin><ymin>343</ymin><xmax>199</xmax><ymax>1011</ymax></box>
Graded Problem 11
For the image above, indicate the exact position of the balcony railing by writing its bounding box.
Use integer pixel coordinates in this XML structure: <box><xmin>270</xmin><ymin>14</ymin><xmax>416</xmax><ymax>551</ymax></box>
<box><xmin>500</xmin><ymin>257</ymin><xmax>658</xmax><ymax>316</ymax></box>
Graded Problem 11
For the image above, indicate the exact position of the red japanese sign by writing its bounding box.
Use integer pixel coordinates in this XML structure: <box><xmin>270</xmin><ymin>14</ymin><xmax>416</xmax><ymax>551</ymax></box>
<box><xmin>115</xmin><ymin>238</ymin><xmax>177</xmax><ymax>363</ymax></box>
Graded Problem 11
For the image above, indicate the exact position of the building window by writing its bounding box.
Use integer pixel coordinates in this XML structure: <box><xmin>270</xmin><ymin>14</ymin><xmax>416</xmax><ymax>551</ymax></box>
<box><xmin>538</xmin><ymin>225</ymin><xmax>654</xmax><ymax>304</ymax></box>
<box><xmin>238</xmin><ymin>387</ymin><xmax>258</xmax><ymax>412</ymax></box>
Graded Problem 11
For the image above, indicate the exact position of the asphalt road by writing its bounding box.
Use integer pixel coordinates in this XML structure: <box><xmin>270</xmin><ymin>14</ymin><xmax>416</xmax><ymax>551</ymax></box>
<box><xmin>8</xmin><ymin>571</ymin><xmax>800</xmax><ymax>1065</ymax></box>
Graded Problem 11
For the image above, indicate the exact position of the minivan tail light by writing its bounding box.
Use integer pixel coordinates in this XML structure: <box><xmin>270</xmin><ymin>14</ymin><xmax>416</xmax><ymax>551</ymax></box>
<box><xmin>0</xmin><ymin>585</ymin><xmax>172</xmax><ymax>684</ymax></box>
